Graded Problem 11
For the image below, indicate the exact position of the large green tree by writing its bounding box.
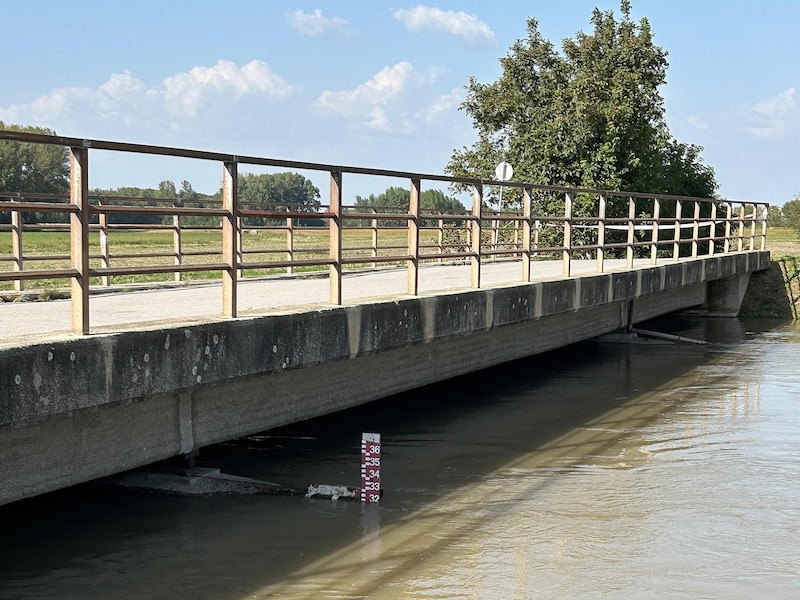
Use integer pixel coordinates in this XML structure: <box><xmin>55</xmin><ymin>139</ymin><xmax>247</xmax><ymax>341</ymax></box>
<box><xmin>0</xmin><ymin>122</ymin><xmax>69</xmax><ymax>195</ymax></box>
<box><xmin>1</xmin><ymin>123</ymin><xmax>70</xmax><ymax>223</ymax></box>
<box><xmin>446</xmin><ymin>1</ymin><xmax>716</xmax><ymax>205</ymax></box>
<box><xmin>784</xmin><ymin>197</ymin><xmax>800</xmax><ymax>237</ymax></box>
<box><xmin>238</xmin><ymin>172</ymin><xmax>321</xmax><ymax>225</ymax></box>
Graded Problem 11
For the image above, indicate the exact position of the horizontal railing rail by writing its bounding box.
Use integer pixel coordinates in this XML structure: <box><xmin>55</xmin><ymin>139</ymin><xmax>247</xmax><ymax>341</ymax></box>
<box><xmin>0</xmin><ymin>129</ymin><xmax>769</xmax><ymax>334</ymax></box>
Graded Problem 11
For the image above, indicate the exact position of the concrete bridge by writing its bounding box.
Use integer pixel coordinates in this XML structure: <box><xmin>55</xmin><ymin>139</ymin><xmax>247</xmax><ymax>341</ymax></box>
<box><xmin>0</xmin><ymin>252</ymin><xmax>770</xmax><ymax>506</ymax></box>
<box><xmin>0</xmin><ymin>131</ymin><xmax>770</xmax><ymax>506</ymax></box>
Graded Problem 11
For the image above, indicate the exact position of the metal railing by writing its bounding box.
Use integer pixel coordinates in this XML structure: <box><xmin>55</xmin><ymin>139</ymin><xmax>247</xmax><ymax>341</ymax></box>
<box><xmin>0</xmin><ymin>130</ymin><xmax>769</xmax><ymax>334</ymax></box>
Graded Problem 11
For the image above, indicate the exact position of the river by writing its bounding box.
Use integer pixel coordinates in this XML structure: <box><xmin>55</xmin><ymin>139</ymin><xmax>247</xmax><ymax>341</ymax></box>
<box><xmin>1</xmin><ymin>317</ymin><xmax>798</xmax><ymax>599</ymax></box>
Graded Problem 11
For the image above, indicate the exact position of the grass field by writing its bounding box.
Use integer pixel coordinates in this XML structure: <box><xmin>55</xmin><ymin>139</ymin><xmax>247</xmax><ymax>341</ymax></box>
<box><xmin>0</xmin><ymin>226</ymin><xmax>452</xmax><ymax>292</ymax></box>
<box><xmin>763</xmin><ymin>227</ymin><xmax>800</xmax><ymax>257</ymax></box>
<box><xmin>1</xmin><ymin>225</ymin><xmax>798</xmax><ymax>294</ymax></box>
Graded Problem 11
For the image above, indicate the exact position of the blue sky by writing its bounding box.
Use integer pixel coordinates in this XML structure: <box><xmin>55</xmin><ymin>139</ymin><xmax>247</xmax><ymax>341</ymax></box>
<box><xmin>1</xmin><ymin>1</ymin><xmax>798</xmax><ymax>206</ymax></box>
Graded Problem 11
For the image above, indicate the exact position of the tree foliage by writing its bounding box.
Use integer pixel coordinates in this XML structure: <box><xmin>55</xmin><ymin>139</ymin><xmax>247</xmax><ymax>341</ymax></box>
<box><xmin>767</xmin><ymin>205</ymin><xmax>785</xmax><ymax>228</ymax></box>
<box><xmin>354</xmin><ymin>187</ymin><xmax>464</xmax><ymax>212</ymax></box>
<box><xmin>784</xmin><ymin>197</ymin><xmax>800</xmax><ymax>237</ymax></box>
<box><xmin>1</xmin><ymin>122</ymin><xmax>70</xmax><ymax>223</ymax></box>
<box><xmin>0</xmin><ymin>122</ymin><xmax>70</xmax><ymax>196</ymax></box>
<box><xmin>446</xmin><ymin>1</ymin><xmax>717</xmax><ymax>207</ymax></box>
<box><xmin>238</xmin><ymin>172</ymin><xmax>321</xmax><ymax>226</ymax></box>
<box><xmin>90</xmin><ymin>179</ymin><xmax>210</xmax><ymax>224</ymax></box>
<box><xmin>354</xmin><ymin>186</ymin><xmax>465</xmax><ymax>225</ymax></box>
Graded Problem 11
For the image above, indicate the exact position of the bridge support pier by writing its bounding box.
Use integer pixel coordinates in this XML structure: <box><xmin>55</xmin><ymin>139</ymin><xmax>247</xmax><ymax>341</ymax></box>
<box><xmin>702</xmin><ymin>273</ymin><xmax>753</xmax><ymax>317</ymax></box>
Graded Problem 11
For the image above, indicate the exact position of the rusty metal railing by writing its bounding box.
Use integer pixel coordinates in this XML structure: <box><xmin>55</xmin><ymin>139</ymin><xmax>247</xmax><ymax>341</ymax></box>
<box><xmin>0</xmin><ymin>129</ymin><xmax>769</xmax><ymax>334</ymax></box>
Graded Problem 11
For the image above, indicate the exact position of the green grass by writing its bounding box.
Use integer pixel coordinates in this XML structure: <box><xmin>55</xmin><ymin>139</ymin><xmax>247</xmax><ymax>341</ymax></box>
<box><xmin>4</xmin><ymin>224</ymin><xmax>796</xmax><ymax>296</ymax></box>
<box><xmin>0</xmin><ymin>227</ymin><xmax>450</xmax><ymax>292</ymax></box>
<box><xmin>766</xmin><ymin>227</ymin><xmax>799</xmax><ymax>243</ymax></box>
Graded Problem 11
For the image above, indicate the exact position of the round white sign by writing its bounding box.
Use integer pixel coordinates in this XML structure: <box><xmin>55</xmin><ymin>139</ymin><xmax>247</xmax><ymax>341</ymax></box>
<box><xmin>495</xmin><ymin>161</ymin><xmax>513</xmax><ymax>181</ymax></box>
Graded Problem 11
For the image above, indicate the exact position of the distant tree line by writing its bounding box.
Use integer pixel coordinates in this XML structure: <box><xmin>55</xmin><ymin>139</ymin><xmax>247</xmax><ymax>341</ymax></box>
<box><xmin>354</xmin><ymin>187</ymin><xmax>465</xmax><ymax>226</ymax></box>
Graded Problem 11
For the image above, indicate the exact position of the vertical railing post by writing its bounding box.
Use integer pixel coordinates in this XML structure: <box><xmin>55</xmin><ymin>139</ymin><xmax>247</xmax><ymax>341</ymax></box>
<box><xmin>98</xmin><ymin>203</ymin><xmax>110</xmax><ymax>286</ymax></box>
<box><xmin>650</xmin><ymin>198</ymin><xmax>660</xmax><ymax>265</ymax></box>
<box><xmin>691</xmin><ymin>200</ymin><xmax>700</xmax><ymax>258</ymax></box>
<box><xmin>724</xmin><ymin>202</ymin><xmax>732</xmax><ymax>254</ymax></box>
<box><xmin>596</xmin><ymin>193</ymin><xmax>606</xmax><ymax>273</ymax></box>
<box><xmin>563</xmin><ymin>191</ymin><xmax>573</xmax><ymax>277</ymax></box>
<box><xmin>173</xmin><ymin>201</ymin><xmax>183</xmax><ymax>282</ymax></box>
<box><xmin>371</xmin><ymin>212</ymin><xmax>378</xmax><ymax>268</ymax></box>
<box><xmin>626</xmin><ymin>196</ymin><xmax>635</xmax><ymax>269</ymax></box>
<box><xmin>708</xmin><ymin>202</ymin><xmax>718</xmax><ymax>256</ymax></box>
<box><xmin>736</xmin><ymin>204</ymin><xmax>745</xmax><ymax>252</ymax></box>
<box><xmin>760</xmin><ymin>204</ymin><xmax>768</xmax><ymax>251</ymax></box>
<box><xmin>748</xmin><ymin>204</ymin><xmax>757</xmax><ymax>251</ymax></box>
<box><xmin>491</xmin><ymin>203</ymin><xmax>499</xmax><ymax>255</ymax></box>
<box><xmin>521</xmin><ymin>187</ymin><xmax>532</xmax><ymax>282</ymax></box>
<box><xmin>11</xmin><ymin>197</ymin><xmax>23</xmax><ymax>292</ymax></box>
<box><xmin>329</xmin><ymin>169</ymin><xmax>343</xmax><ymax>305</ymax></box>
<box><xmin>286</xmin><ymin>216</ymin><xmax>294</xmax><ymax>275</ymax></box>
<box><xmin>70</xmin><ymin>146</ymin><xmax>90</xmax><ymax>335</ymax></box>
<box><xmin>470</xmin><ymin>184</ymin><xmax>483</xmax><ymax>288</ymax></box>
<box><xmin>672</xmin><ymin>199</ymin><xmax>682</xmax><ymax>261</ymax></box>
<box><xmin>222</xmin><ymin>161</ymin><xmax>238</xmax><ymax>318</ymax></box>
<box><xmin>437</xmin><ymin>217</ymin><xmax>444</xmax><ymax>264</ymax></box>
<box><xmin>407</xmin><ymin>178</ymin><xmax>420</xmax><ymax>295</ymax></box>
<box><xmin>235</xmin><ymin>214</ymin><xmax>244</xmax><ymax>280</ymax></box>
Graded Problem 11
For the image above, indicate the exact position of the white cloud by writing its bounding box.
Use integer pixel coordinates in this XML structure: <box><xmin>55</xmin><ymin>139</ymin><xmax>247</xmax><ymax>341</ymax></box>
<box><xmin>316</xmin><ymin>63</ymin><xmax>465</xmax><ymax>135</ymax></box>
<box><xmin>161</xmin><ymin>60</ymin><xmax>297</xmax><ymax>117</ymax></box>
<box><xmin>685</xmin><ymin>115</ymin><xmax>708</xmax><ymax>130</ymax></box>
<box><xmin>285</xmin><ymin>9</ymin><xmax>350</xmax><ymax>37</ymax></box>
<box><xmin>0</xmin><ymin>60</ymin><xmax>298</xmax><ymax>135</ymax></box>
<box><xmin>393</xmin><ymin>5</ymin><xmax>496</xmax><ymax>48</ymax></box>
<box><xmin>746</xmin><ymin>87</ymin><xmax>800</xmax><ymax>139</ymax></box>
<box><xmin>416</xmin><ymin>88</ymin><xmax>465</xmax><ymax>123</ymax></box>
<box><xmin>317</xmin><ymin>62</ymin><xmax>415</xmax><ymax>132</ymax></box>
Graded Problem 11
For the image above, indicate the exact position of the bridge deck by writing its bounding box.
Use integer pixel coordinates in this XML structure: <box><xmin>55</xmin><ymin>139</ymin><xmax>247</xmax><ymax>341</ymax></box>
<box><xmin>2</xmin><ymin>258</ymin><xmax>654</xmax><ymax>347</ymax></box>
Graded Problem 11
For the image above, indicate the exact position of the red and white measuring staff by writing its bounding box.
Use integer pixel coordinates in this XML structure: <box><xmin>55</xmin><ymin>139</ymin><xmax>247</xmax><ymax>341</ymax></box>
<box><xmin>361</xmin><ymin>433</ymin><xmax>381</xmax><ymax>503</ymax></box>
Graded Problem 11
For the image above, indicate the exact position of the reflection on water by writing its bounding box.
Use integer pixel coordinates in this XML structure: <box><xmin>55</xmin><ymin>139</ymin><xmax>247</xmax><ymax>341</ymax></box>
<box><xmin>0</xmin><ymin>319</ymin><xmax>798</xmax><ymax>599</ymax></box>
